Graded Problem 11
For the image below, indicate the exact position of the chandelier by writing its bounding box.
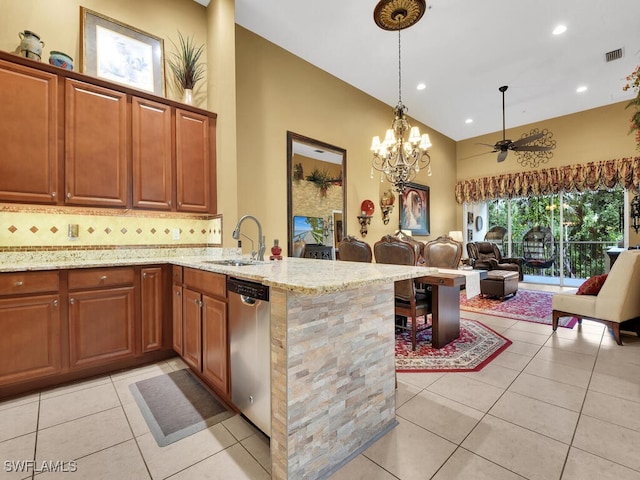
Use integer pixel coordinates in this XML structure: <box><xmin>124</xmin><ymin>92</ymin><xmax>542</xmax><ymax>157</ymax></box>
<box><xmin>371</xmin><ymin>0</ymin><xmax>431</xmax><ymax>193</ymax></box>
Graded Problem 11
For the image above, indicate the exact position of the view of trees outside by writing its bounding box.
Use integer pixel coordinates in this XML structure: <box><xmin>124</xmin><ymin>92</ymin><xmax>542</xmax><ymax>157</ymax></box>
<box><xmin>487</xmin><ymin>188</ymin><xmax>623</xmax><ymax>280</ymax></box>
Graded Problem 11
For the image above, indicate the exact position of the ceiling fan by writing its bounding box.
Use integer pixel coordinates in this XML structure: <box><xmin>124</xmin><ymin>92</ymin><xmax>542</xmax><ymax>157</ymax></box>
<box><xmin>478</xmin><ymin>85</ymin><xmax>554</xmax><ymax>163</ymax></box>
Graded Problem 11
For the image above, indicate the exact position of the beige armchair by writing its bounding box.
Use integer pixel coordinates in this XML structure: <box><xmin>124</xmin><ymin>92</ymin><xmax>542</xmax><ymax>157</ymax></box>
<box><xmin>552</xmin><ymin>250</ymin><xmax>640</xmax><ymax>345</ymax></box>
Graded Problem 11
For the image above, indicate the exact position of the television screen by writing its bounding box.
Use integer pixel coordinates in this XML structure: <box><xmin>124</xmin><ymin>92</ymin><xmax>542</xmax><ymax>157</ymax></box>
<box><xmin>293</xmin><ymin>216</ymin><xmax>324</xmax><ymax>244</ymax></box>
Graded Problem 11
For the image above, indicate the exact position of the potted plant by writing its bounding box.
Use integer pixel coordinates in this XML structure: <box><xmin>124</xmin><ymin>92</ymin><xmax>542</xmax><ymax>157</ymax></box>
<box><xmin>167</xmin><ymin>32</ymin><xmax>205</xmax><ymax>104</ymax></box>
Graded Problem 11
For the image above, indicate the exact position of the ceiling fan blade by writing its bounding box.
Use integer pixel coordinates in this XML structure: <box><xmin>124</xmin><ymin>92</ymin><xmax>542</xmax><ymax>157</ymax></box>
<box><xmin>497</xmin><ymin>150</ymin><xmax>508</xmax><ymax>162</ymax></box>
<box><xmin>476</xmin><ymin>142</ymin><xmax>498</xmax><ymax>150</ymax></box>
<box><xmin>461</xmin><ymin>151</ymin><xmax>494</xmax><ymax>160</ymax></box>
<box><xmin>514</xmin><ymin>145</ymin><xmax>554</xmax><ymax>152</ymax></box>
<box><xmin>510</xmin><ymin>131</ymin><xmax>545</xmax><ymax>147</ymax></box>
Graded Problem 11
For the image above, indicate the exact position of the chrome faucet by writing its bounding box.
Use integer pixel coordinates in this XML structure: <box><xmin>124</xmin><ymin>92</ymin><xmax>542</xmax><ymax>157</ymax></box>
<box><xmin>232</xmin><ymin>215</ymin><xmax>266</xmax><ymax>261</ymax></box>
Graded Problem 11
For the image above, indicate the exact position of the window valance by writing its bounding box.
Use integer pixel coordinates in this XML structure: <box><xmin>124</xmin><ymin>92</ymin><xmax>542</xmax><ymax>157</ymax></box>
<box><xmin>455</xmin><ymin>156</ymin><xmax>640</xmax><ymax>204</ymax></box>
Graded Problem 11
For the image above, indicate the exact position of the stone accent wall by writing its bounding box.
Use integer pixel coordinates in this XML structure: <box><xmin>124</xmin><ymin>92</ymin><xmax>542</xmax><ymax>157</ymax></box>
<box><xmin>270</xmin><ymin>283</ymin><xmax>396</xmax><ymax>479</ymax></box>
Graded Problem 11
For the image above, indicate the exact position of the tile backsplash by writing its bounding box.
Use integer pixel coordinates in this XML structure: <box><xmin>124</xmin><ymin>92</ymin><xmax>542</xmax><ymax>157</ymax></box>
<box><xmin>0</xmin><ymin>203</ymin><xmax>222</xmax><ymax>251</ymax></box>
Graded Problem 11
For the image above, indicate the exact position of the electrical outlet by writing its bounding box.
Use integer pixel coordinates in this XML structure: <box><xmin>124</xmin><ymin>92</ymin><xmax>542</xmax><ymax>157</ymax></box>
<box><xmin>172</xmin><ymin>228</ymin><xmax>180</xmax><ymax>240</ymax></box>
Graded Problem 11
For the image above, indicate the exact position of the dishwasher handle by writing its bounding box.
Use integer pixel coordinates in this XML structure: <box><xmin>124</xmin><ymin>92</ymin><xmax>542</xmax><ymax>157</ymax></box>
<box><xmin>240</xmin><ymin>294</ymin><xmax>257</xmax><ymax>306</ymax></box>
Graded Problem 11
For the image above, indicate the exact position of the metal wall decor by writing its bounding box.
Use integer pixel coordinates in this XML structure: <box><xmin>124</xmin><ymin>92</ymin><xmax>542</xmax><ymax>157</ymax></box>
<box><xmin>515</xmin><ymin>128</ymin><xmax>557</xmax><ymax>168</ymax></box>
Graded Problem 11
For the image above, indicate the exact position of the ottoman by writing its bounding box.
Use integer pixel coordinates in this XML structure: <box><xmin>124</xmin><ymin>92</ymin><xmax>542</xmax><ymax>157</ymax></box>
<box><xmin>480</xmin><ymin>270</ymin><xmax>519</xmax><ymax>300</ymax></box>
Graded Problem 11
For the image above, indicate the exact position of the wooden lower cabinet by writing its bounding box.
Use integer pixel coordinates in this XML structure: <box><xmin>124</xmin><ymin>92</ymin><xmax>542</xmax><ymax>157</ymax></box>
<box><xmin>0</xmin><ymin>294</ymin><xmax>61</xmax><ymax>384</ymax></box>
<box><xmin>172</xmin><ymin>284</ymin><xmax>183</xmax><ymax>355</ymax></box>
<box><xmin>68</xmin><ymin>286</ymin><xmax>135</xmax><ymax>369</ymax></box>
<box><xmin>182</xmin><ymin>288</ymin><xmax>202</xmax><ymax>371</ymax></box>
<box><xmin>202</xmin><ymin>294</ymin><xmax>228</xmax><ymax>394</ymax></box>
<box><xmin>141</xmin><ymin>267</ymin><xmax>164</xmax><ymax>353</ymax></box>
<box><xmin>179</xmin><ymin>269</ymin><xmax>229</xmax><ymax>398</ymax></box>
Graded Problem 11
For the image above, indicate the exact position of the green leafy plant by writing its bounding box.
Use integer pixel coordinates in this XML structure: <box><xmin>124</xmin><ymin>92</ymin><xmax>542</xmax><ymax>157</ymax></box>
<box><xmin>305</xmin><ymin>168</ymin><xmax>333</xmax><ymax>195</ymax></box>
<box><xmin>167</xmin><ymin>32</ymin><xmax>206</xmax><ymax>90</ymax></box>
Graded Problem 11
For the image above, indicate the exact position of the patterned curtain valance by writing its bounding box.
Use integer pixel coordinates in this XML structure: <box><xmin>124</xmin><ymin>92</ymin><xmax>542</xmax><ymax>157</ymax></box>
<box><xmin>455</xmin><ymin>156</ymin><xmax>640</xmax><ymax>204</ymax></box>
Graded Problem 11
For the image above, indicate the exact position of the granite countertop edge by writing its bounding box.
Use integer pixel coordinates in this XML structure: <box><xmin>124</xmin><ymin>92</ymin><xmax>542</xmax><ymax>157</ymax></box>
<box><xmin>0</xmin><ymin>255</ymin><xmax>438</xmax><ymax>295</ymax></box>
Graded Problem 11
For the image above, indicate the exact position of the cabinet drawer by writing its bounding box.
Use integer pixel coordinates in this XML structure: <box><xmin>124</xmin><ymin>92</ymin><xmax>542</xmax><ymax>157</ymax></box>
<box><xmin>68</xmin><ymin>267</ymin><xmax>135</xmax><ymax>290</ymax></box>
<box><xmin>183</xmin><ymin>268</ymin><xmax>226</xmax><ymax>298</ymax></box>
<box><xmin>0</xmin><ymin>271</ymin><xmax>59</xmax><ymax>296</ymax></box>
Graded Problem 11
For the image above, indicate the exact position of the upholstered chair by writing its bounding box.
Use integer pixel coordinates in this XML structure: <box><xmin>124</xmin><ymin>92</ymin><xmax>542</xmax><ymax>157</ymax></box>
<box><xmin>423</xmin><ymin>235</ymin><xmax>463</xmax><ymax>269</ymax></box>
<box><xmin>338</xmin><ymin>235</ymin><xmax>372</xmax><ymax>263</ymax></box>
<box><xmin>467</xmin><ymin>241</ymin><xmax>524</xmax><ymax>280</ymax></box>
<box><xmin>374</xmin><ymin>235</ymin><xmax>431</xmax><ymax>350</ymax></box>
<box><xmin>552</xmin><ymin>250</ymin><xmax>640</xmax><ymax>345</ymax></box>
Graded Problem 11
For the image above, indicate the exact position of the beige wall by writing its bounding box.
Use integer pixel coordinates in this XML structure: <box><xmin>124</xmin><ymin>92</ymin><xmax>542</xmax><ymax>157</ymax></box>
<box><xmin>235</xmin><ymin>26</ymin><xmax>459</xmax><ymax>255</ymax></box>
<box><xmin>457</xmin><ymin>102</ymin><xmax>639</xmax><ymax>244</ymax></box>
<box><xmin>1</xmin><ymin>0</ymin><xmax>208</xmax><ymax>104</ymax></box>
<box><xmin>456</xmin><ymin>102</ymin><xmax>636</xmax><ymax>180</ymax></box>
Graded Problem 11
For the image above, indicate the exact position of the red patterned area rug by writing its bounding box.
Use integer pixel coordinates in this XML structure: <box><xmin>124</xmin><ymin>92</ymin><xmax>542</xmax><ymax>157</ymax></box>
<box><xmin>459</xmin><ymin>289</ymin><xmax>578</xmax><ymax>329</ymax></box>
<box><xmin>395</xmin><ymin>318</ymin><xmax>512</xmax><ymax>373</ymax></box>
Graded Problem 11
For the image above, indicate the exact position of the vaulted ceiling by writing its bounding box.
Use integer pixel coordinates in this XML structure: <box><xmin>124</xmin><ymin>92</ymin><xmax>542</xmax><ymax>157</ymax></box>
<box><xmin>235</xmin><ymin>0</ymin><xmax>640</xmax><ymax>141</ymax></box>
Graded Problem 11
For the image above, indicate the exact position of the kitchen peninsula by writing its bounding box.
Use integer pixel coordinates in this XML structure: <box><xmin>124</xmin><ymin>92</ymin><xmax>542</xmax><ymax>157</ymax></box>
<box><xmin>1</xmin><ymin>253</ymin><xmax>444</xmax><ymax>479</ymax></box>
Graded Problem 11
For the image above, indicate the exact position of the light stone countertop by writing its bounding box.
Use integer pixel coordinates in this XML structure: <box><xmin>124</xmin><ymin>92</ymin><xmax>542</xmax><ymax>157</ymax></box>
<box><xmin>0</xmin><ymin>253</ymin><xmax>437</xmax><ymax>295</ymax></box>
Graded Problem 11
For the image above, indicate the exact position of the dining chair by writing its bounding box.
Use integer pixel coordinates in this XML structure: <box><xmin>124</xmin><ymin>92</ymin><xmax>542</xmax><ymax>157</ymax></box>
<box><xmin>374</xmin><ymin>235</ymin><xmax>432</xmax><ymax>350</ymax></box>
<box><xmin>338</xmin><ymin>235</ymin><xmax>372</xmax><ymax>262</ymax></box>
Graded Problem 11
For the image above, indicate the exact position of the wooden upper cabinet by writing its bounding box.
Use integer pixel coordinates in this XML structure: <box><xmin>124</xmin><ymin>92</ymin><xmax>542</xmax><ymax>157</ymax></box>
<box><xmin>176</xmin><ymin>109</ymin><xmax>215</xmax><ymax>213</ymax></box>
<box><xmin>132</xmin><ymin>97</ymin><xmax>173</xmax><ymax>210</ymax></box>
<box><xmin>64</xmin><ymin>79</ymin><xmax>129</xmax><ymax>207</ymax></box>
<box><xmin>0</xmin><ymin>59</ymin><xmax>58</xmax><ymax>204</ymax></box>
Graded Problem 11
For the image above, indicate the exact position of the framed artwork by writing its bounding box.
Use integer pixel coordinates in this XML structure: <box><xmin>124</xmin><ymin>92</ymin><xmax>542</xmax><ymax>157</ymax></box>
<box><xmin>467</xmin><ymin>212</ymin><xmax>474</xmax><ymax>224</ymax></box>
<box><xmin>467</xmin><ymin>228</ymin><xmax>473</xmax><ymax>241</ymax></box>
<box><xmin>80</xmin><ymin>7</ymin><xmax>165</xmax><ymax>96</ymax></box>
<box><xmin>475</xmin><ymin>215</ymin><xmax>484</xmax><ymax>231</ymax></box>
<box><xmin>400</xmin><ymin>183</ymin><xmax>430</xmax><ymax>235</ymax></box>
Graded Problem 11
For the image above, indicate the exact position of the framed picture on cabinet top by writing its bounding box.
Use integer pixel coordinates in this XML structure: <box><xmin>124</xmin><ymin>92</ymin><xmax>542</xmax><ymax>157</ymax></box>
<box><xmin>400</xmin><ymin>183</ymin><xmax>430</xmax><ymax>236</ymax></box>
<box><xmin>80</xmin><ymin>7</ymin><xmax>165</xmax><ymax>96</ymax></box>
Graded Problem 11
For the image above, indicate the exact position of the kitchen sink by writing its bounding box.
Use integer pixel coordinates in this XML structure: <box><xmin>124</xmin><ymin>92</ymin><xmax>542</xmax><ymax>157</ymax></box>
<box><xmin>202</xmin><ymin>259</ymin><xmax>259</xmax><ymax>267</ymax></box>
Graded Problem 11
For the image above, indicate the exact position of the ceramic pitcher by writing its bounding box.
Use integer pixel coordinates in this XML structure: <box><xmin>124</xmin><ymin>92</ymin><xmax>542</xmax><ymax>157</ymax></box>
<box><xmin>18</xmin><ymin>30</ymin><xmax>45</xmax><ymax>61</ymax></box>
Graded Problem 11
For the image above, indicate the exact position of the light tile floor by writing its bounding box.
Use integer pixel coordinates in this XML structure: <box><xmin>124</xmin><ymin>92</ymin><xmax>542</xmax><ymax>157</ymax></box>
<box><xmin>1</xmin><ymin>287</ymin><xmax>639</xmax><ymax>479</ymax></box>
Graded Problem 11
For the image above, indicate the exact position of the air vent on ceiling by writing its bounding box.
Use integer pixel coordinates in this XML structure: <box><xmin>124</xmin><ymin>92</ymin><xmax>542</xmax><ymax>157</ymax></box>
<box><xmin>605</xmin><ymin>48</ymin><xmax>623</xmax><ymax>62</ymax></box>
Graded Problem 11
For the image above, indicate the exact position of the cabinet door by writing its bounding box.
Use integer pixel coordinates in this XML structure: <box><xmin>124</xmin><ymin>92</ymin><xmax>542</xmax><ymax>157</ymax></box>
<box><xmin>68</xmin><ymin>286</ymin><xmax>135</xmax><ymax>368</ymax></box>
<box><xmin>202</xmin><ymin>294</ymin><xmax>228</xmax><ymax>395</ymax></box>
<box><xmin>132</xmin><ymin>97</ymin><xmax>173</xmax><ymax>210</ymax></box>
<box><xmin>172</xmin><ymin>284</ymin><xmax>183</xmax><ymax>355</ymax></box>
<box><xmin>0</xmin><ymin>60</ymin><xmax>58</xmax><ymax>204</ymax></box>
<box><xmin>65</xmin><ymin>79</ymin><xmax>128</xmax><ymax>207</ymax></box>
<box><xmin>141</xmin><ymin>267</ymin><xmax>163</xmax><ymax>353</ymax></box>
<box><xmin>182</xmin><ymin>288</ymin><xmax>202</xmax><ymax>371</ymax></box>
<box><xmin>176</xmin><ymin>109</ymin><xmax>212</xmax><ymax>213</ymax></box>
<box><xmin>0</xmin><ymin>294</ymin><xmax>61</xmax><ymax>384</ymax></box>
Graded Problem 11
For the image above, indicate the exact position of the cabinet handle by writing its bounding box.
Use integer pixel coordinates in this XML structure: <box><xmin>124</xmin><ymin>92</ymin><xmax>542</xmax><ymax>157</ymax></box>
<box><xmin>66</xmin><ymin>192</ymin><xmax>71</xmax><ymax>199</ymax></box>
<box><xmin>51</xmin><ymin>192</ymin><xmax>57</xmax><ymax>198</ymax></box>
<box><xmin>70</xmin><ymin>298</ymin><xmax>75</xmax><ymax>304</ymax></box>
<box><xmin>53</xmin><ymin>300</ymin><xmax>58</xmax><ymax>307</ymax></box>
<box><xmin>176</xmin><ymin>290</ymin><xmax>181</xmax><ymax>296</ymax></box>
<box><xmin>168</xmin><ymin>200</ymin><xmax>172</xmax><ymax>206</ymax></box>
<box><xmin>100</xmin><ymin>275</ymin><xmax>107</xmax><ymax>281</ymax></box>
<box><xmin>178</xmin><ymin>201</ymin><xmax>182</xmax><ymax>207</ymax></box>
<box><xmin>14</xmin><ymin>281</ymin><xmax>24</xmax><ymax>287</ymax></box>
<box><xmin>143</xmin><ymin>272</ymin><xmax>147</xmax><ymax>278</ymax></box>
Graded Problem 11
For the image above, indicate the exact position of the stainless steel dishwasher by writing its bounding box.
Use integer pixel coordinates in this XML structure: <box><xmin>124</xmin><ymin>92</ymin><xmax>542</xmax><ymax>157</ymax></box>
<box><xmin>227</xmin><ymin>277</ymin><xmax>271</xmax><ymax>436</ymax></box>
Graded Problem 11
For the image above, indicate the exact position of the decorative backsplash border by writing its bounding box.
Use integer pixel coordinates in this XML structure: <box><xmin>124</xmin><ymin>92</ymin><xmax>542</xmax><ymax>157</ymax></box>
<box><xmin>0</xmin><ymin>204</ymin><xmax>223</xmax><ymax>249</ymax></box>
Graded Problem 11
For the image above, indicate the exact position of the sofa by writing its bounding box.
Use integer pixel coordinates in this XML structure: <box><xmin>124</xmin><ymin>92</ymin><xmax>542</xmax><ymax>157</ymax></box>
<box><xmin>552</xmin><ymin>249</ymin><xmax>640</xmax><ymax>345</ymax></box>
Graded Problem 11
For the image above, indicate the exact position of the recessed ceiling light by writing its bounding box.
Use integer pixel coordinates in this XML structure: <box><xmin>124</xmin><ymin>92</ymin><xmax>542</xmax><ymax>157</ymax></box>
<box><xmin>576</xmin><ymin>85</ymin><xmax>588</xmax><ymax>93</ymax></box>
<box><xmin>416</xmin><ymin>83</ymin><xmax>426</xmax><ymax>90</ymax></box>
<box><xmin>465</xmin><ymin>118</ymin><xmax>473</xmax><ymax>124</ymax></box>
<box><xmin>553</xmin><ymin>24</ymin><xmax>567</xmax><ymax>35</ymax></box>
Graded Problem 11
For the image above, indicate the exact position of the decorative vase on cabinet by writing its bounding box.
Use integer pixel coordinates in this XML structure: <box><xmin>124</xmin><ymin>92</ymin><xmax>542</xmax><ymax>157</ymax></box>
<box><xmin>18</xmin><ymin>30</ymin><xmax>44</xmax><ymax>61</ymax></box>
